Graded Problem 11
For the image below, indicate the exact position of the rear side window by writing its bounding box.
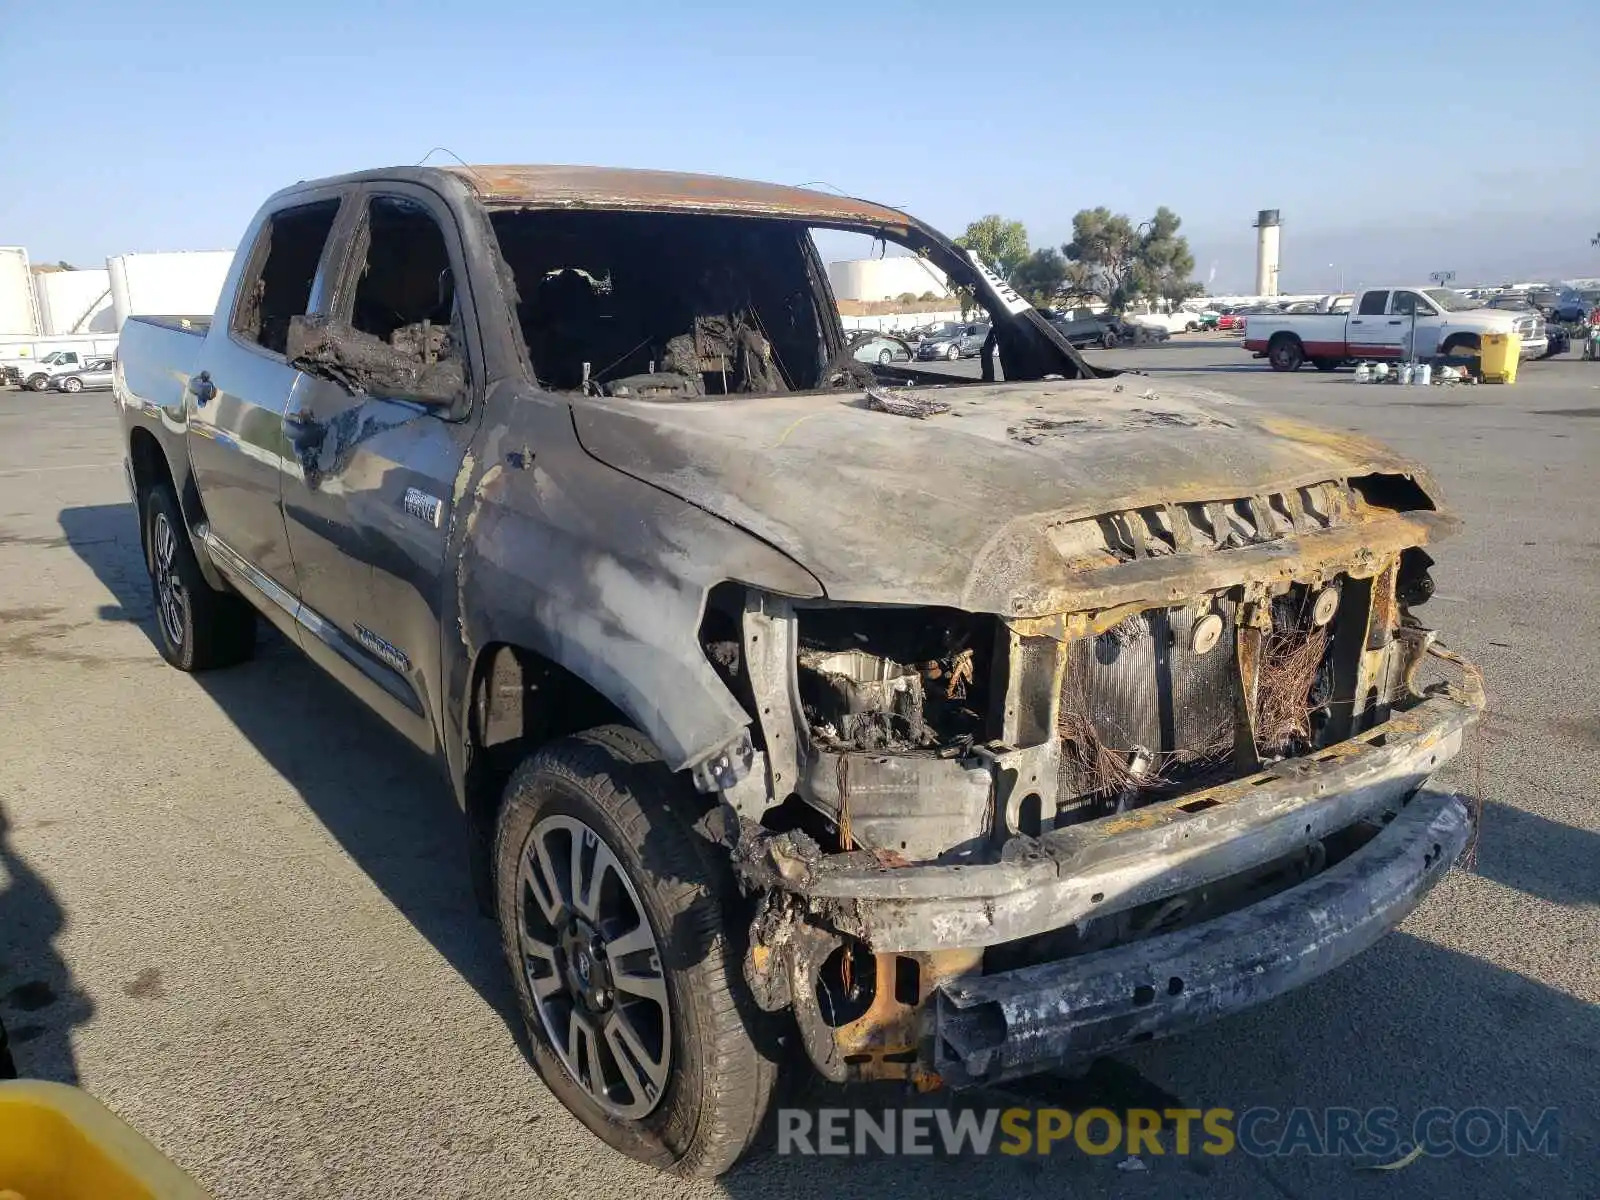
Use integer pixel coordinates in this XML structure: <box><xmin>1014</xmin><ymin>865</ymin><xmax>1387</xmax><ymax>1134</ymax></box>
<box><xmin>1357</xmin><ymin>290</ymin><xmax>1388</xmax><ymax>316</ymax></box>
<box><xmin>233</xmin><ymin>199</ymin><xmax>341</xmax><ymax>355</ymax></box>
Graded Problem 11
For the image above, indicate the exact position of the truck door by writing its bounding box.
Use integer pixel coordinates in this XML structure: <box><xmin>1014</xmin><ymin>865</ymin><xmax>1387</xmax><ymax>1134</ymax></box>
<box><xmin>1346</xmin><ymin>290</ymin><xmax>1401</xmax><ymax>357</ymax></box>
<box><xmin>278</xmin><ymin>187</ymin><xmax>481</xmax><ymax>752</ymax></box>
<box><xmin>186</xmin><ymin>193</ymin><xmax>346</xmax><ymax>602</ymax></box>
<box><xmin>1389</xmin><ymin>290</ymin><xmax>1441</xmax><ymax>357</ymax></box>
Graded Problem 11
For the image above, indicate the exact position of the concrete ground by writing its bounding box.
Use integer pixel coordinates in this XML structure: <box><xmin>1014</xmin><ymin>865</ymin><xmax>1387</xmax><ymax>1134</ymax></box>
<box><xmin>1</xmin><ymin>341</ymin><xmax>1596</xmax><ymax>1198</ymax></box>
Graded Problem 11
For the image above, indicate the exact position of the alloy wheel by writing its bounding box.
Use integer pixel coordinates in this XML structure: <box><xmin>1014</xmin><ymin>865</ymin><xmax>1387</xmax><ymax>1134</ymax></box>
<box><xmin>516</xmin><ymin>813</ymin><xmax>672</xmax><ymax>1119</ymax></box>
<box><xmin>151</xmin><ymin>512</ymin><xmax>187</xmax><ymax>648</ymax></box>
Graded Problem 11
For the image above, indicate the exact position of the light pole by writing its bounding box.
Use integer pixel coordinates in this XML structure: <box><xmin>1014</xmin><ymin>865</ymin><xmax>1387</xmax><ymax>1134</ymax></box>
<box><xmin>1328</xmin><ymin>263</ymin><xmax>1341</xmax><ymax>292</ymax></box>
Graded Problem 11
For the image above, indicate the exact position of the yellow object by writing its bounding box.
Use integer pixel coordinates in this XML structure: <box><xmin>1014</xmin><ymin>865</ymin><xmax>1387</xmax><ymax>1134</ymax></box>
<box><xmin>1479</xmin><ymin>332</ymin><xmax>1520</xmax><ymax>383</ymax></box>
<box><xmin>0</xmin><ymin>1081</ymin><xmax>208</xmax><ymax>1200</ymax></box>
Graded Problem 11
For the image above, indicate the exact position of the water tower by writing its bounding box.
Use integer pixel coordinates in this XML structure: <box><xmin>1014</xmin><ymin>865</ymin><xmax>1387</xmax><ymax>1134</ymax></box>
<box><xmin>1253</xmin><ymin>209</ymin><xmax>1281</xmax><ymax>297</ymax></box>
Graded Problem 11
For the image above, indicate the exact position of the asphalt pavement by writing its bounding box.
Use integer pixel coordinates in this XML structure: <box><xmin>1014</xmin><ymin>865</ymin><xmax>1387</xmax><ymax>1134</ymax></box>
<box><xmin>1</xmin><ymin>340</ymin><xmax>1596</xmax><ymax>1198</ymax></box>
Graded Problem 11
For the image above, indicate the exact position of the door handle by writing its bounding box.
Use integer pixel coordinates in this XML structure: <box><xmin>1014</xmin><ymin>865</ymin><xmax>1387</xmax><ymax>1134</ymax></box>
<box><xmin>1350</xmin><ymin>319</ymin><xmax>1363</xmax><ymax>325</ymax></box>
<box><xmin>1388</xmin><ymin>319</ymin><xmax>1403</xmax><ymax>325</ymax></box>
<box><xmin>188</xmin><ymin>371</ymin><xmax>216</xmax><ymax>407</ymax></box>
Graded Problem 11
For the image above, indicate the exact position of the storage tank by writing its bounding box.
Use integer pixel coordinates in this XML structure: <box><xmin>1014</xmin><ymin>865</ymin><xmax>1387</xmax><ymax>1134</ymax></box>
<box><xmin>107</xmin><ymin>251</ymin><xmax>234</xmax><ymax>330</ymax></box>
<box><xmin>0</xmin><ymin>247</ymin><xmax>42</xmax><ymax>335</ymax></box>
<box><xmin>1253</xmin><ymin>210</ymin><xmax>1281</xmax><ymax>297</ymax></box>
<box><xmin>34</xmin><ymin>268</ymin><xmax>115</xmax><ymax>334</ymax></box>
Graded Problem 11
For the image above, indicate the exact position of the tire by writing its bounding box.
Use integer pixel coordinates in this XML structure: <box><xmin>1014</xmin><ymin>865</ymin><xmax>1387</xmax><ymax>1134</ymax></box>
<box><xmin>25</xmin><ymin>374</ymin><xmax>48</xmax><ymax>391</ymax></box>
<box><xmin>1268</xmin><ymin>335</ymin><xmax>1305</xmax><ymax>371</ymax></box>
<box><xmin>1186</xmin><ymin>321</ymin><xmax>1199</xmax><ymax>333</ymax></box>
<box><xmin>62</xmin><ymin>376</ymin><xmax>83</xmax><ymax>392</ymax></box>
<box><xmin>877</xmin><ymin>348</ymin><xmax>893</xmax><ymax>365</ymax></box>
<box><xmin>945</xmin><ymin>344</ymin><xmax>960</xmax><ymax>360</ymax></box>
<box><xmin>494</xmin><ymin>728</ymin><xmax>779</xmax><ymax>1177</ymax></box>
<box><xmin>142</xmin><ymin>484</ymin><xmax>257</xmax><ymax>671</ymax></box>
<box><xmin>1311</xmin><ymin>357</ymin><xmax>1341</xmax><ymax>372</ymax></box>
<box><xmin>1101</xmin><ymin>330</ymin><xmax>1117</xmax><ymax>349</ymax></box>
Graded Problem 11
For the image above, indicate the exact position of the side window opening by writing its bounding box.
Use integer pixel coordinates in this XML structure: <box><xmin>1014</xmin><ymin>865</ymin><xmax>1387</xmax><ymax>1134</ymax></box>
<box><xmin>233</xmin><ymin>200</ymin><xmax>340</xmax><ymax>355</ymax></box>
<box><xmin>282</xmin><ymin>195</ymin><xmax>465</xmax><ymax>403</ymax></box>
<box><xmin>1357</xmin><ymin>290</ymin><xmax>1388</xmax><ymax>317</ymax></box>
<box><xmin>350</xmin><ymin>196</ymin><xmax>459</xmax><ymax>365</ymax></box>
<box><xmin>1391</xmin><ymin>291</ymin><xmax>1429</xmax><ymax>317</ymax></box>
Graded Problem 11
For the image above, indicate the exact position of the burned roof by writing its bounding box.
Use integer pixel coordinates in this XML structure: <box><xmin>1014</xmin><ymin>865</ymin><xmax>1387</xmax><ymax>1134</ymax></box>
<box><xmin>442</xmin><ymin>164</ymin><xmax>913</xmax><ymax>227</ymax></box>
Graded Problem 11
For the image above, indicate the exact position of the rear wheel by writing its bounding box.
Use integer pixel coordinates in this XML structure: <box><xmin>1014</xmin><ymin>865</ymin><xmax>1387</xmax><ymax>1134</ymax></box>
<box><xmin>142</xmin><ymin>484</ymin><xmax>256</xmax><ymax>671</ymax></box>
<box><xmin>494</xmin><ymin>729</ymin><xmax>779</xmax><ymax>1177</ymax></box>
<box><xmin>1268</xmin><ymin>335</ymin><xmax>1305</xmax><ymax>371</ymax></box>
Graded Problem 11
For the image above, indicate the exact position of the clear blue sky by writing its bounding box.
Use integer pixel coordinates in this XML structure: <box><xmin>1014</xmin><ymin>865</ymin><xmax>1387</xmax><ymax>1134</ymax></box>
<box><xmin>3</xmin><ymin>0</ymin><xmax>1595</xmax><ymax>293</ymax></box>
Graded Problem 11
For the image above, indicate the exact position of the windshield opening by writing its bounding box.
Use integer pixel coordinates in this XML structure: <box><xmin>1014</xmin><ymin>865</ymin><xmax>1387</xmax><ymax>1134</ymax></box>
<box><xmin>485</xmin><ymin>207</ymin><xmax>1098</xmax><ymax>400</ymax></box>
<box><xmin>1424</xmin><ymin>289</ymin><xmax>1477</xmax><ymax>312</ymax></box>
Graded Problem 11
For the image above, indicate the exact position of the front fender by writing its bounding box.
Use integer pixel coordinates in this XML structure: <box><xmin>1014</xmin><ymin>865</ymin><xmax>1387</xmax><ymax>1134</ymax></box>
<box><xmin>442</xmin><ymin>386</ymin><xmax>822</xmax><ymax>798</ymax></box>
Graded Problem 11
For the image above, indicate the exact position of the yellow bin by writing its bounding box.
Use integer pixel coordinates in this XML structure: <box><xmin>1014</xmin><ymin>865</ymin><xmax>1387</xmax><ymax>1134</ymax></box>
<box><xmin>1479</xmin><ymin>332</ymin><xmax>1520</xmax><ymax>383</ymax></box>
<box><xmin>0</xmin><ymin>1081</ymin><xmax>208</xmax><ymax>1199</ymax></box>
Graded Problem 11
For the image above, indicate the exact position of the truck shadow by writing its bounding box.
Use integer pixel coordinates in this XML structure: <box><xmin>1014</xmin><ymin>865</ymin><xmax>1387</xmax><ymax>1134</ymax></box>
<box><xmin>55</xmin><ymin>502</ymin><xmax>518</xmax><ymax>1036</ymax></box>
<box><xmin>55</xmin><ymin>501</ymin><xmax>1599</xmax><ymax>1199</ymax></box>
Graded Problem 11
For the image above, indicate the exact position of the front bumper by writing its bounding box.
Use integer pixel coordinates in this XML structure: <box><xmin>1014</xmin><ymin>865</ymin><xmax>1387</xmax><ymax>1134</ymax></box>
<box><xmin>932</xmin><ymin>788</ymin><xmax>1472</xmax><ymax>1084</ymax></box>
<box><xmin>744</xmin><ymin>682</ymin><xmax>1480</xmax><ymax>953</ymax></box>
<box><xmin>1518</xmin><ymin>336</ymin><xmax>1549</xmax><ymax>359</ymax></box>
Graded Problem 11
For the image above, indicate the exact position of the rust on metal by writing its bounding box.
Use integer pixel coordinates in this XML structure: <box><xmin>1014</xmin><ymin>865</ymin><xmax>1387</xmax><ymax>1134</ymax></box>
<box><xmin>445</xmin><ymin>164</ymin><xmax>916</xmax><ymax>229</ymax></box>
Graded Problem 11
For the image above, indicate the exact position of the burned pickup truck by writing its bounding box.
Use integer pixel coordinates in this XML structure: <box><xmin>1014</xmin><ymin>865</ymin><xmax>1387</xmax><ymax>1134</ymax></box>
<box><xmin>115</xmin><ymin>164</ymin><xmax>1482</xmax><ymax>1176</ymax></box>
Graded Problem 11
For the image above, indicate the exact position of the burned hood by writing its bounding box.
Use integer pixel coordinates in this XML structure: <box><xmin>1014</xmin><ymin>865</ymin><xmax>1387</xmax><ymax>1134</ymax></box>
<box><xmin>570</xmin><ymin>380</ymin><xmax>1437</xmax><ymax>615</ymax></box>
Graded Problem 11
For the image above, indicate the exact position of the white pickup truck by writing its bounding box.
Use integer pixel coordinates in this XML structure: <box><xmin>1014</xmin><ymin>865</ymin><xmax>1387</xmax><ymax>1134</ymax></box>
<box><xmin>1243</xmin><ymin>285</ymin><xmax>1547</xmax><ymax>371</ymax></box>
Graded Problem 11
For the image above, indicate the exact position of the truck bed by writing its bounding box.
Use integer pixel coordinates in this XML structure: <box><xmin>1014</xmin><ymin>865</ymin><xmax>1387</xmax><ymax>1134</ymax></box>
<box><xmin>118</xmin><ymin>315</ymin><xmax>209</xmax><ymax>415</ymax></box>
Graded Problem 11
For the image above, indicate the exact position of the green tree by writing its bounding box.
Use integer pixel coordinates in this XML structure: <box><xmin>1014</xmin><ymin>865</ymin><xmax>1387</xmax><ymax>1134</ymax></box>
<box><xmin>955</xmin><ymin>215</ymin><xmax>1030</xmax><ymax>276</ymax></box>
<box><xmin>1009</xmin><ymin>248</ymin><xmax>1068</xmax><ymax>306</ymax></box>
<box><xmin>896</xmin><ymin>292</ymin><xmax>919</xmax><ymax>304</ymax></box>
<box><xmin>918</xmin><ymin>290</ymin><xmax>939</xmax><ymax>302</ymax></box>
<box><xmin>1062</xmin><ymin>206</ymin><xmax>1197</xmax><ymax>312</ymax></box>
<box><xmin>1135</xmin><ymin>206</ymin><xmax>1199</xmax><ymax>304</ymax></box>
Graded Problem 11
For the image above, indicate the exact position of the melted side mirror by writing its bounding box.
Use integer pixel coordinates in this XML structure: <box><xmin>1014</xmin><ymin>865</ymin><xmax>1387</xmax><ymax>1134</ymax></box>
<box><xmin>287</xmin><ymin>314</ymin><xmax>463</xmax><ymax>407</ymax></box>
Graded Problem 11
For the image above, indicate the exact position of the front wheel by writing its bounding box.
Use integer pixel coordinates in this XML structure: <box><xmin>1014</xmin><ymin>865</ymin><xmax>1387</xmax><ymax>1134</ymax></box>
<box><xmin>25</xmin><ymin>374</ymin><xmax>48</xmax><ymax>391</ymax></box>
<box><xmin>1311</xmin><ymin>357</ymin><xmax>1341</xmax><ymax>372</ymax></box>
<box><xmin>878</xmin><ymin>348</ymin><xmax>893</xmax><ymax>365</ymax></box>
<box><xmin>1101</xmin><ymin>330</ymin><xmax>1117</xmax><ymax>349</ymax></box>
<box><xmin>1268</xmin><ymin>336</ymin><xmax>1305</xmax><ymax>371</ymax></box>
<box><xmin>494</xmin><ymin>729</ymin><xmax>778</xmax><ymax>1177</ymax></box>
<box><xmin>62</xmin><ymin>377</ymin><xmax>83</xmax><ymax>392</ymax></box>
<box><xmin>142</xmin><ymin>484</ymin><xmax>256</xmax><ymax>670</ymax></box>
<box><xmin>945</xmin><ymin>344</ymin><xmax>960</xmax><ymax>360</ymax></box>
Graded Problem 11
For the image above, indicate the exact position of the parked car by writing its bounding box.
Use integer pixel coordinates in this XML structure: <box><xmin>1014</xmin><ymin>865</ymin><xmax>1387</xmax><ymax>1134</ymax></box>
<box><xmin>1524</xmin><ymin>287</ymin><xmax>1588</xmax><ymax>323</ymax></box>
<box><xmin>20</xmin><ymin>349</ymin><xmax>101</xmax><ymax>391</ymax></box>
<box><xmin>115</xmin><ymin>163</ymin><xmax>1481</xmax><ymax>1177</ymax></box>
<box><xmin>1050</xmin><ymin>315</ymin><xmax>1121</xmax><ymax>349</ymax></box>
<box><xmin>848</xmin><ymin>332</ymin><xmax>913</xmax><ymax>365</ymax></box>
<box><xmin>47</xmin><ymin>357</ymin><xmax>116</xmax><ymax>393</ymax></box>
<box><xmin>1243</xmin><ymin>286</ymin><xmax>1547</xmax><ymax>370</ymax></box>
<box><xmin>915</xmin><ymin>321</ymin><xmax>991</xmax><ymax>360</ymax></box>
<box><xmin>1126</xmin><ymin>310</ymin><xmax>1198</xmax><ymax>335</ymax></box>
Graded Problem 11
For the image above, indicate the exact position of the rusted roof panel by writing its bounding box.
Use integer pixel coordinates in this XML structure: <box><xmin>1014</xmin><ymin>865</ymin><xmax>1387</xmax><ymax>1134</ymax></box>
<box><xmin>443</xmin><ymin>164</ymin><xmax>911</xmax><ymax>226</ymax></box>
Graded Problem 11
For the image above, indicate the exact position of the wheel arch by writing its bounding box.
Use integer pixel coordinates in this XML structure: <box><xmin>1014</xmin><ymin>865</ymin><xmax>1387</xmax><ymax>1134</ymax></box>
<box><xmin>460</xmin><ymin>640</ymin><xmax>649</xmax><ymax>912</ymax></box>
<box><xmin>126</xmin><ymin>425</ymin><xmax>222</xmax><ymax>587</ymax></box>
